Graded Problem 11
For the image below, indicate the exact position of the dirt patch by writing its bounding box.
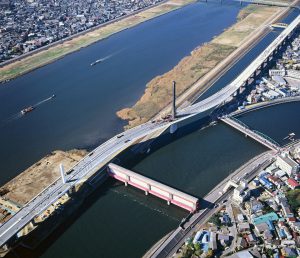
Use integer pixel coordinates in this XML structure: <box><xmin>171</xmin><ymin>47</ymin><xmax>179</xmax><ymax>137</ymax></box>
<box><xmin>0</xmin><ymin>150</ymin><xmax>87</xmax><ymax>205</ymax></box>
<box><xmin>214</xmin><ymin>6</ymin><xmax>279</xmax><ymax>47</ymax></box>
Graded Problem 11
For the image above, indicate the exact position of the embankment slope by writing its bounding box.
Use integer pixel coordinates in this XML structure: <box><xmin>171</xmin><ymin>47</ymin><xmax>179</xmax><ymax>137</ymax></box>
<box><xmin>117</xmin><ymin>5</ymin><xmax>285</xmax><ymax>128</ymax></box>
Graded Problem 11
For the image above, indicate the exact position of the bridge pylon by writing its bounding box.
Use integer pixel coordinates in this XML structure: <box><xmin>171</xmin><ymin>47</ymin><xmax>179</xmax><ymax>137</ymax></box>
<box><xmin>172</xmin><ymin>81</ymin><xmax>177</xmax><ymax>119</ymax></box>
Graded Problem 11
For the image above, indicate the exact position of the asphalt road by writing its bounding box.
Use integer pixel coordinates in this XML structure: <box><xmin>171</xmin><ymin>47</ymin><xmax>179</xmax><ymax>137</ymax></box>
<box><xmin>148</xmin><ymin>152</ymin><xmax>274</xmax><ymax>258</ymax></box>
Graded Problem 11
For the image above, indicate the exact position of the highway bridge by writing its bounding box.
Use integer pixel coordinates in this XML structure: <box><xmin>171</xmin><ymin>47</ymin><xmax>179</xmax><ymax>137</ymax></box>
<box><xmin>220</xmin><ymin>116</ymin><xmax>281</xmax><ymax>151</ymax></box>
<box><xmin>1</xmin><ymin>13</ymin><xmax>300</xmax><ymax>250</ymax></box>
<box><xmin>178</xmin><ymin>13</ymin><xmax>300</xmax><ymax>116</ymax></box>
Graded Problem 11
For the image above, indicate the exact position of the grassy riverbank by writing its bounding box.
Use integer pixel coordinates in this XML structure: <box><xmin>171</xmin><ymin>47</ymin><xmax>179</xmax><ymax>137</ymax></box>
<box><xmin>117</xmin><ymin>5</ymin><xmax>283</xmax><ymax>128</ymax></box>
<box><xmin>0</xmin><ymin>0</ymin><xmax>195</xmax><ymax>82</ymax></box>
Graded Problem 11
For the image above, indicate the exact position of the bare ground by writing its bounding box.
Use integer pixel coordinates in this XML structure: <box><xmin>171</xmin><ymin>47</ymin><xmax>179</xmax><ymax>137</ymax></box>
<box><xmin>0</xmin><ymin>150</ymin><xmax>87</xmax><ymax>205</ymax></box>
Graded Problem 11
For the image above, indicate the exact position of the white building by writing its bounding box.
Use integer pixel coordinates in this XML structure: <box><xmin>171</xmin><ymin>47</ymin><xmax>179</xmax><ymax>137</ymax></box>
<box><xmin>276</xmin><ymin>154</ymin><xmax>299</xmax><ymax>176</ymax></box>
<box><xmin>272</xmin><ymin>75</ymin><xmax>287</xmax><ymax>86</ymax></box>
<box><xmin>269</xmin><ymin>69</ymin><xmax>286</xmax><ymax>77</ymax></box>
<box><xmin>233</xmin><ymin>180</ymin><xmax>250</xmax><ymax>203</ymax></box>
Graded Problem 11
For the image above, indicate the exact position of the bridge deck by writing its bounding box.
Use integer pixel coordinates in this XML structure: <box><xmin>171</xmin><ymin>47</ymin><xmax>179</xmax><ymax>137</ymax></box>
<box><xmin>220</xmin><ymin>116</ymin><xmax>280</xmax><ymax>151</ymax></box>
<box><xmin>178</xmin><ymin>14</ymin><xmax>300</xmax><ymax>115</ymax></box>
<box><xmin>1</xmin><ymin>12</ymin><xmax>300</xmax><ymax>250</ymax></box>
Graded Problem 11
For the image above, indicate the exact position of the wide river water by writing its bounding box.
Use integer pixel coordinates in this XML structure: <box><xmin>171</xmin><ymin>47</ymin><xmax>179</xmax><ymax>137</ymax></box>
<box><xmin>0</xmin><ymin>1</ymin><xmax>241</xmax><ymax>185</ymax></box>
<box><xmin>1</xmin><ymin>2</ymin><xmax>299</xmax><ymax>258</ymax></box>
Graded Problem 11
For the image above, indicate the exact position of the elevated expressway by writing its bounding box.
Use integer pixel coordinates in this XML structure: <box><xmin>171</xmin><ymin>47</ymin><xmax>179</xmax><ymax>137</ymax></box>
<box><xmin>178</xmin><ymin>13</ymin><xmax>300</xmax><ymax>116</ymax></box>
<box><xmin>0</xmin><ymin>116</ymin><xmax>194</xmax><ymax>248</ymax></box>
<box><xmin>1</xmin><ymin>13</ymin><xmax>300</xmax><ymax>250</ymax></box>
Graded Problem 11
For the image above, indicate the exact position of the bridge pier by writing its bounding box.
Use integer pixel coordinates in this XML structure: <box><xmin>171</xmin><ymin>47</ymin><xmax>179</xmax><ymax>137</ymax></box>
<box><xmin>170</xmin><ymin>123</ymin><xmax>178</xmax><ymax>134</ymax></box>
<box><xmin>145</xmin><ymin>184</ymin><xmax>151</xmax><ymax>195</ymax></box>
<box><xmin>267</xmin><ymin>54</ymin><xmax>273</xmax><ymax>62</ymax></box>
<box><xmin>125</xmin><ymin>175</ymin><xmax>130</xmax><ymax>186</ymax></box>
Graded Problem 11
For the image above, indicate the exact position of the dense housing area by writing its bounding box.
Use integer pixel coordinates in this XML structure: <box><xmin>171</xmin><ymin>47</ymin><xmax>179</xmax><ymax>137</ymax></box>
<box><xmin>0</xmin><ymin>0</ymin><xmax>163</xmax><ymax>63</ymax></box>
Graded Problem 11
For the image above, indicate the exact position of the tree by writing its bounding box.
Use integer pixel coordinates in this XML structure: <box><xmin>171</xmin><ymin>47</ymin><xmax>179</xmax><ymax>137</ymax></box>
<box><xmin>262</xmin><ymin>205</ymin><xmax>274</xmax><ymax>214</ymax></box>
<box><xmin>286</xmin><ymin>189</ymin><xmax>300</xmax><ymax>211</ymax></box>
<box><xmin>180</xmin><ymin>246</ymin><xmax>193</xmax><ymax>258</ymax></box>
<box><xmin>194</xmin><ymin>242</ymin><xmax>201</xmax><ymax>251</ymax></box>
<box><xmin>266</xmin><ymin>248</ymin><xmax>273</xmax><ymax>257</ymax></box>
<box><xmin>208</xmin><ymin>214</ymin><xmax>221</xmax><ymax>227</ymax></box>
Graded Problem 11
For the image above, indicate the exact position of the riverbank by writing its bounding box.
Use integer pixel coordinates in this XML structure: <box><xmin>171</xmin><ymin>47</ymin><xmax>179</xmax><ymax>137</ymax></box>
<box><xmin>116</xmin><ymin>4</ymin><xmax>289</xmax><ymax>129</ymax></box>
<box><xmin>0</xmin><ymin>0</ymin><xmax>195</xmax><ymax>83</ymax></box>
<box><xmin>145</xmin><ymin>150</ymin><xmax>274</xmax><ymax>257</ymax></box>
<box><xmin>0</xmin><ymin>150</ymin><xmax>87</xmax><ymax>256</ymax></box>
<box><xmin>0</xmin><ymin>150</ymin><xmax>86</xmax><ymax>207</ymax></box>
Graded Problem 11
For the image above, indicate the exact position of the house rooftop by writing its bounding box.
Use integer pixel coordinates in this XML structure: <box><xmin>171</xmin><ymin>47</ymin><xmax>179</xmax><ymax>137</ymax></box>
<box><xmin>253</xmin><ymin>212</ymin><xmax>279</xmax><ymax>225</ymax></box>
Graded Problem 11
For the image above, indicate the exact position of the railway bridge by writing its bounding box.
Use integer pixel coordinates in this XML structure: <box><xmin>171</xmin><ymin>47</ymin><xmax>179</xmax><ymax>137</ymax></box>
<box><xmin>1</xmin><ymin>13</ymin><xmax>300</xmax><ymax>251</ymax></box>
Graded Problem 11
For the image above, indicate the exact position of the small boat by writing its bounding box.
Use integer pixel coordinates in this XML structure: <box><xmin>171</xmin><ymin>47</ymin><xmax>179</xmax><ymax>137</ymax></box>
<box><xmin>21</xmin><ymin>106</ymin><xmax>34</xmax><ymax>115</ymax></box>
<box><xmin>90</xmin><ymin>59</ymin><xmax>103</xmax><ymax>66</ymax></box>
<box><xmin>51</xmin><ymin>94</ymin><xmax>56</xmax><ymax>99</ymax></box>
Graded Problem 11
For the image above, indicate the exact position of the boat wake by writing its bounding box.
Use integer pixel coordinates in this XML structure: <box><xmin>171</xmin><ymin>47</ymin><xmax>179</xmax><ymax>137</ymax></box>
<box><xmin>0</xmin><ymin>113</ymin><xmax>22</xmax><ymax>128</ymax></box>
<box><xmin>0</xmin><ymin>95</ymin><xmax>56</xmax><ymax>128</ymax></box>
<box><xmin>90</xmin><ymin>49</ymin><xmax>124</xmax><ymax>66</ymax></box>
<box><xmin>33</xmin><ymin>94</ymin><xmax>55</xmax><ymax>108</ymax></box>
<box><xmin>111</xmin><ymin>188</ymin><xmax>180</xmax><ymax>221</ymax></box>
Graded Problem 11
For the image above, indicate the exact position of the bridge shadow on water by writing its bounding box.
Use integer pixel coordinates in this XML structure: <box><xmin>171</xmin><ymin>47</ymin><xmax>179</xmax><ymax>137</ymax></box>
<box><xmin>7</xmin><ymin>178</ymin><xmax>116</xmax><ymax>258</ymax></box>
<box><xmin>8</xmin><ymin>52</ymin><xmax>290</xmax><ymax>256</ymax></box>
<box><xmin>7</xmin><ymin>112</ymin><xmax>214</xmax><ymax>258</ymax></box>
<box><xmin>8</xmin><ymin>55</ymin><xmax>288</xmax><ymax>257</ymax></box>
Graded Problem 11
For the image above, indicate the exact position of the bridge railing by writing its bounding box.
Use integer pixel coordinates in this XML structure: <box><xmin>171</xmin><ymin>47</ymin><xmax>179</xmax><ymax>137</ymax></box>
<box><xmin>252</xmin><ymin>130</ymin><xmax>281</xmax><ymax>147</ymax></box>
<box><xmin>225</xmin><ymin>117</ymin><xmax>281</xmax><ymax>148</ymax></box>
<box><xmin>228</xmin><ymin>116</ymin><xmax>250</xmax><ymax>129</ymax></box>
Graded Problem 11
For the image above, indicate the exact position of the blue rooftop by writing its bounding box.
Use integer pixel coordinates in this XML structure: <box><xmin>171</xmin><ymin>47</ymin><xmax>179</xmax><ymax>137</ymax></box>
<box><xmin>253</xmin><ymin>212</ymin><xmax>279</xmax><ymax>225</ymax></box>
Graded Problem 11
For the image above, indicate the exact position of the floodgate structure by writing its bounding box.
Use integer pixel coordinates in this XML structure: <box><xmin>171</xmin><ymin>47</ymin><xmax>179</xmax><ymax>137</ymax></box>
<box><xmin>1</xmin><ymin>11</ymin><xmax>300</xmax><ymax>255</ymax></box>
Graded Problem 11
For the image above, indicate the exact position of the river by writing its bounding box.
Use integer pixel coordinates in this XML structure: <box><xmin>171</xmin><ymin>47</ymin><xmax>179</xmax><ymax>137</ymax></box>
<box><xmin>1</xmin><ymin>2</ymin><xmax>298</xmax><ymax>258</ymax></box>
<box><xmin>0</xmin><ymin>1</ymin><xmax>241</xmax><ymax>186</ymax></box>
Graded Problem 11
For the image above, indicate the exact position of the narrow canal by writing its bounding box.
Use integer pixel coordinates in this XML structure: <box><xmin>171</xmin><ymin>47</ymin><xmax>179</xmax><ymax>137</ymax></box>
<box><xmin>1</xmin><ymin>2</ymin><xmax>299</xmax><ymax>258</ymax></box>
